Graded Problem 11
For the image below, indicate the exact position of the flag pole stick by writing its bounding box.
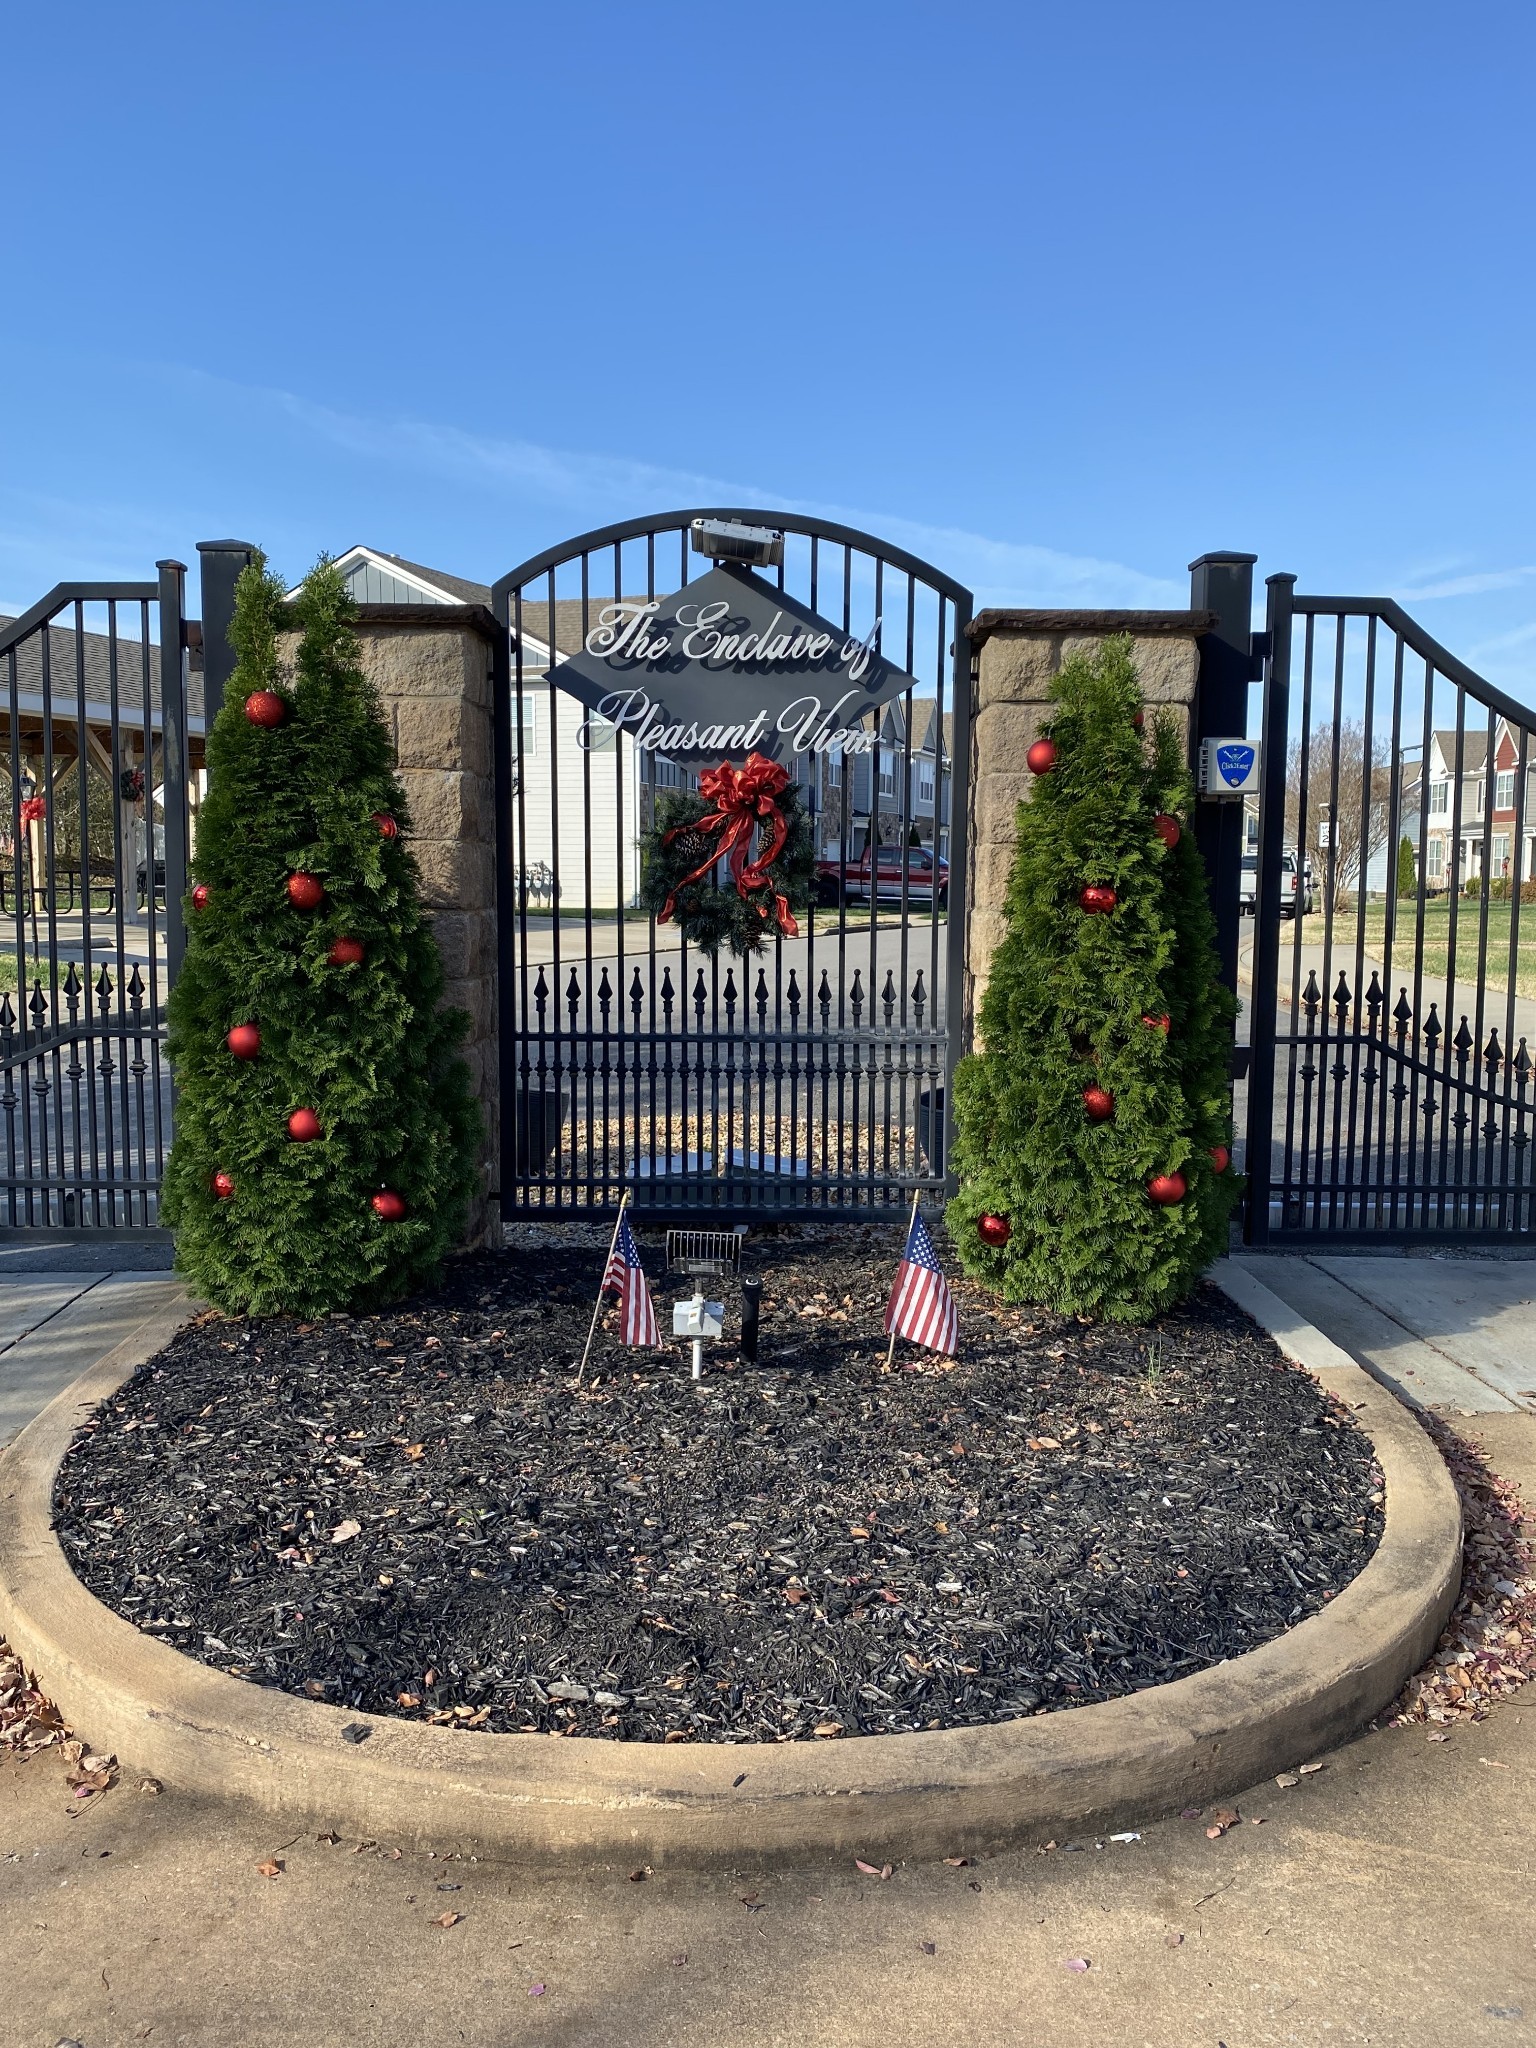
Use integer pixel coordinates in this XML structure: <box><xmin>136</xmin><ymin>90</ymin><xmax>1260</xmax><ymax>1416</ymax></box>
<box><xmin>577</xmin><ymin>1190</ymin><xmax>630</xmax><ymax>1385</ymax></box>
<box><xmin>886</xmin><ymin>1185</ymin><xmax>922</xmax><ymax>1370</ymax></box>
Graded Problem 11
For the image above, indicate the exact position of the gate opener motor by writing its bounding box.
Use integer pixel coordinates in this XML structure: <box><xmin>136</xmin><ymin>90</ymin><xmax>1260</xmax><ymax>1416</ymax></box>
<box><xmin>666</xmin><ymin>1228</ymin><xmax>747</xmax><ymax>1380</ymax></box>
<box><xmin>1198</xmin><ymin>738</ymin><xmax>1261</xmax><ymax>800</ymax></box>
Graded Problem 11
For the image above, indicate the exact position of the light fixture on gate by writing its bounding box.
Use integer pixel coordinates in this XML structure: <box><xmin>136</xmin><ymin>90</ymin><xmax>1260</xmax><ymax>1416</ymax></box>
<box><xmin>690</xmin><ymin>517</ymin><xmax>784</xmax><ymax>568</ymax></box>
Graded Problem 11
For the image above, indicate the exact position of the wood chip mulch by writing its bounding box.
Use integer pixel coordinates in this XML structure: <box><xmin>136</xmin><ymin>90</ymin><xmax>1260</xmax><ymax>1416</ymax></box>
<box><xmin>53</xmin><ymin>1229</ymin><xmax>1388</xmax><ymax>1744</ymax></box>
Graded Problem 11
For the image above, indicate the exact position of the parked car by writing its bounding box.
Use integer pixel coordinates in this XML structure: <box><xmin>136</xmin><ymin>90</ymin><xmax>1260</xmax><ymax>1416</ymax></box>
<box><xmin>1239</xmin><ymin>851</ymin><xmax>1308</xmax><ymax>918</ymax></box>
<box><xmin>816</xmin><ymin>846</ymin><xmax>949</xmax><ymax>908</ymax></box>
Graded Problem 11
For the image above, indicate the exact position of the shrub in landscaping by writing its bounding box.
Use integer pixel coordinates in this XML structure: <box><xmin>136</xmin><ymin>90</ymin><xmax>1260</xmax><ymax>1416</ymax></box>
<box><xmin>162</xmin><ymin>556</ymin><xmax>480</xmax><ymax>1316</ymax></box>
<box><xmin>1396</xmin><ymin>835</ymin><xmax>1417</xmax><ymax>899</ymax></box>
<box><xmin>947</xmin><ymin>635</ymin><xmax>1240</xmax><ymax>1322</ymax></box>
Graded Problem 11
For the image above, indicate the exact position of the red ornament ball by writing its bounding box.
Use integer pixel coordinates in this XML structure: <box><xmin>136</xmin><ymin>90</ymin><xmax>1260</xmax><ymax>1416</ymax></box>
<box><xmin>371</xmin><ymin>1189</ymin><xmax>407</xmax><ymax>1222</ymax></box>
<box><xmin>1082</xmin><ymin>1085</ymin><xmax>1116</xmax><ymax>1122</ymax></box>
<box><xmin>373</xmin><ymin>812</ymin><xmax>399</xmax><ymax>840</ymax></box>
<box><xmin>210</xmin><ymin>1170</ymin><xmax>236</xmax><ymax>1200</ymax></box>
<box><xmin>1141</xmin><ymin>1012</ymin><xmax>1171</xmax><ymax>1034</ymax></box>
<box><xmin>1153</xmin><ymin>812</ymin><xmax>1181</xmax><ymax>849</ymax></box>
<box><xmin>1147</xmin><ymin>1171</ymin><xmax>1188</xmax><ymax>1207</ymax></box>
<box><xmin>1210</xmin><ymin>1145</ymin><xmax>1231</xmax><ymax>1174</ymax></box>
<box><xmin>287</xmin><ymin>871</ymin><xmax>325</xmax><ymax>910</ymax></box>
<box><xmin>287</xmin><ymin>1108</ymin><xmax>322</xmax><ymax>1143</ymax></box>
<box><xmin>1079</xmin><ymin>884</ymin><xmax>1117</xmax><ymax>915</ymax></box>
<box><xmin>977</xmin><ymin>1212</ymin><xmax>1012</xmax><ymax>1247</ymax></box>
<box><xmin>226</xmin><ymin>1023</ymin><xmax>261</xmax><ymax>1061</ymax></box>
<box><xmin>244</xmin><ymin>690</ymin><xmax>286</xmax><ymax>729</ymax></box>
<box><xmin>1026</xmin><ymin>737</ymin><xmax>1057</xmax><ymax>775</ymax></box>
<box><xmin>327</xmin><ymin>936</ymin><xmax>365</xmax><ymax>967</ymax></box>
<box><xmin>190</xmin><ymin>884</ymin><xmax>211</xmax><ymax>911</ymax></box>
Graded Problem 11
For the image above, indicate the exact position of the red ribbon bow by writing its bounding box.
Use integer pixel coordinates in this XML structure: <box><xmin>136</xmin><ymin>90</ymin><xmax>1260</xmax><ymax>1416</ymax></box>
<box><xmin>661</xmin><ymin>751</ymin><xmax>800</xmax><ymax>937</ymax></box>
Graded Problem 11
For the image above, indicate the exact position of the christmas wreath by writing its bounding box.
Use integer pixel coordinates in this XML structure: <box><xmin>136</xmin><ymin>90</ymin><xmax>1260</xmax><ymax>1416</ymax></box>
<box><xmin>640</xmin><ymin>752</ymin><xmax>815</xmax><ymax>956</ymax></box>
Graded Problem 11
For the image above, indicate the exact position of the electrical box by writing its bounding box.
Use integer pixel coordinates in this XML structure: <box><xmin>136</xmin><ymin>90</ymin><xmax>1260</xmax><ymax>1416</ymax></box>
<box><xmin>1198</xmin><ymin>738</ymin><xmax>1261</xmax><ymax>799</ymax></box>
<box><xmin>673</xmin><ymin>1297</ymin><xmax>724</xmax><ymax>1339</ymax></box>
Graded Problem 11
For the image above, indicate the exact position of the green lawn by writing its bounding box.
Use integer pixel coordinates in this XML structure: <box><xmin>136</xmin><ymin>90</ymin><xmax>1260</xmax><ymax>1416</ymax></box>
<box><xmin>1359</xmin><ymin>897</ymin><xmax>1536</xmax><ymax>1001</ymax></box>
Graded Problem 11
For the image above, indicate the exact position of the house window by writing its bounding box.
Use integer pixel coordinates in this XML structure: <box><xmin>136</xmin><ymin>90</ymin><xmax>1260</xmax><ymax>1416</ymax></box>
<box><xmin>1496</xmin><ymin>769</ymin><xmax>1515</xmax><ymax>810</ymax></box>
<box><xmin>826</xmin><ymin>753</ymin><xmax>842</xmax><ymax>790</ymax></box>
<box><xmin>1426</xmin><ymin>839</ymin><xmax>1444</xmax><ymax>881</ymax></box>
<box><xmin>1494</xmin><ymin>834</ymin><xmax>1510</xmax><ymax>875</ymax></box>
<box><xmin>878</xmin><ymin>748</ymin><xmax>896</xmax><ymax>799</ymax></box>
<box><xmin>917</xmin><ymin>759</ymin><xmax>935</xmax><ymax>805</ymax></box>
<box><xmin>513</xmin><ymin>694</ymin><xmax>537</xmax><ymax>755</ymax></box>
<box><xmin>1475</xmin><ymin>781</ymin><xmax>1485</xmax><ymax>816</ymax></box>
<box><xmin>1429</xmin><ymin>780</ymin><xmax>1449</xmax><ymax>815</ymax></box>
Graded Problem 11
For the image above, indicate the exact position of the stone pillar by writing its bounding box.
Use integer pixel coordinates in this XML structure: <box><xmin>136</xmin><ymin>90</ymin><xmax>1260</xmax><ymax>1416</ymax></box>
<box><xmin>284</xmin><ymin>604</ymin><xmax>501</xmax><ymax>1245</ymax></box>
<box><xmin>962</xmin><ymin>608</ymin><xmax>1215</xmax><ymax>1044</ymax></box>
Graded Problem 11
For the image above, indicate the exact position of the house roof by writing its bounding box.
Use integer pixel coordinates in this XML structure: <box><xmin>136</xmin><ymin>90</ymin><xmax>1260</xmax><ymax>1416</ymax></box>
<box><xmin>0</xmin><ymin>616</ymin><xmax>206</xmax><ymax>736</ymax></box>
<box><xmin>329</xmin><ymin>546</ymin><xmax>493</xmax><ymax>608</ymax></box>
<box><xmin>1431</xmin><ymin>729</ymin><xmax>1489</xmax><ymax>775</ymax></box>
<box><xmin>328</xmin><ymin>550</ymin><xmax>660</xmax><ymax>665</ymax></box>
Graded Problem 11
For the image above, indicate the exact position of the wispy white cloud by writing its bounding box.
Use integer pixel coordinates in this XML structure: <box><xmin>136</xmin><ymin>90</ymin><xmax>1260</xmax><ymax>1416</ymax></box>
<box><xmin>1393</xmin><ymin>565</ymin><xmax>1536</xmax><ymax>602</ymax></box>
<box><xmin>1469</xmin><ymin>620</ymin><xmax>1536</xmax><ymax>659</ymax></box>
<box><xmin>232</xmin><ymin>379</ymin><xmax>1185</xmax><ymax>610</ymax></box>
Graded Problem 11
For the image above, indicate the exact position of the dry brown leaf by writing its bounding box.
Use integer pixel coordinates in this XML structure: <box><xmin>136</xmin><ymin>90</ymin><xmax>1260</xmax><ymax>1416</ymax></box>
<box><xmin>432</xmin><ymin>1910</ymin><xmax>462</xmax><ymax>1928</ymax></box>
<box><xmin>330</xmin><ymin>1518</ymin><xmax>362</xmax><ymax>1545</ymax></box>
<box><xmin>255</xmin><ymin>1858</ymin><xmax>284</xmax><ymax>1879</ymax></box>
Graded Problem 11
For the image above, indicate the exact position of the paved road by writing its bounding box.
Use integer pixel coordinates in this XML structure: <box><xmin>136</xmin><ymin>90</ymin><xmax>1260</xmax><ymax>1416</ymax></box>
<box><xmin>1241</xmin><ymin>927</ymin><xmax>1536</xmax><ymax>1048</ymax></box>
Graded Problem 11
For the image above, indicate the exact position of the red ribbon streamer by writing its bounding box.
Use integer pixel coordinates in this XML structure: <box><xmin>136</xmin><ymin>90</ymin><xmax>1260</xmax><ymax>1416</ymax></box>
<box><xmin>660</xmin><ymin>752</ymin><xmax>800</xmax><ymax>937</ymax></box>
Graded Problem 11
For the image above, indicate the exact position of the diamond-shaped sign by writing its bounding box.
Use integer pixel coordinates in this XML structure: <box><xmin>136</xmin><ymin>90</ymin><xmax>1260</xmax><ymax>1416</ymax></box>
<box><xmin>542</xmin><ymin>564</ymin><xmax>925</xmax><ymax>766</ymax></box>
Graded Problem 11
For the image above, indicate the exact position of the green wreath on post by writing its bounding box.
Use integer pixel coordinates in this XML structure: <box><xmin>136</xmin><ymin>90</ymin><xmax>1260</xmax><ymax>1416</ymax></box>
<box><xmin>639</xmin><ymin>752</ymin><xmax>816</xmax><ymax>957</ymax></box>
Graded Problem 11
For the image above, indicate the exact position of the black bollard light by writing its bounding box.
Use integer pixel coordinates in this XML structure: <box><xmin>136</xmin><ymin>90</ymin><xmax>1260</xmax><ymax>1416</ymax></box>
<box><xmin>739</xmin><ymin>1278</ymin><xmax>762</xmax><ymax>1365</ymax></box>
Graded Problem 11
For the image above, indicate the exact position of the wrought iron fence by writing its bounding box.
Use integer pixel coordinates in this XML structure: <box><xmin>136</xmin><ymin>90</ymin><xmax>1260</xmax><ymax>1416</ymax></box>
<box><xmin>0</xmin><ymin>568</ymin><xmax>192</xmax><ymax>1226</ymax></box>
<box><xmin>1247</xmin><ymin>582</ymin><xmax>1536</xmax><ymax>1241</ymax></box>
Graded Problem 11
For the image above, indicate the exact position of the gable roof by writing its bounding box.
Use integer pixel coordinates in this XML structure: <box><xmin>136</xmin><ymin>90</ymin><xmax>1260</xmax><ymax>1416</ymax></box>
<box><xmin>1430</xmin><ymin>729</ymin><xmax>1489</xmax><ymax>776</ymax></box>
<box><xmin>326</xmin><ymin>546</ymin><xmax>492</xmax><ymax>607</ymax></box>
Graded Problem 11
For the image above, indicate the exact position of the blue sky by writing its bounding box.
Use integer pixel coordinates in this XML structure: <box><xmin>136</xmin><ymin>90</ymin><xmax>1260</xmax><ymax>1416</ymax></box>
<box><xmin>4</xmin><ymin>0</ymin><xmax>1535</xmax><ymax>695</ymax></box>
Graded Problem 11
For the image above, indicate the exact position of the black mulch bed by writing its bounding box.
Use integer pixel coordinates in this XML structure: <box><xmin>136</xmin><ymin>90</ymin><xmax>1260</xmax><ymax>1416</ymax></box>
<box><xmin>54</xmin><ymin>1228</ymin><xmax>1384</xmax><ymax>1744</ymax></box>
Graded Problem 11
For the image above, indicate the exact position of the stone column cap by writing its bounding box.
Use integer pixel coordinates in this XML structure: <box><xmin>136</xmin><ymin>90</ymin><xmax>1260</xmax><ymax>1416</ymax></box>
<box><xmin>968</xmin><ymin>608</ymin><xmax>1218</xmax><ymax>647</ymax></box>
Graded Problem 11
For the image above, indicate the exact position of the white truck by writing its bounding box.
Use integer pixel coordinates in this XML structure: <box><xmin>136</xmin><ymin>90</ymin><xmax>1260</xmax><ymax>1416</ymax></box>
<box><xmin>1239</xmin><ymin>850</ymin><xmax>1313</xmax><ymax>918</ymax></box>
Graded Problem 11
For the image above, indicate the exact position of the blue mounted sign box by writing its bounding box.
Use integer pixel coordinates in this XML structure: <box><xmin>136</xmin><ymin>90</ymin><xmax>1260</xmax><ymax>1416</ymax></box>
<box><xmin>1198</xmin><ymin>737</ymin><xmax>1261</xmax><ymax>799</ymax></box>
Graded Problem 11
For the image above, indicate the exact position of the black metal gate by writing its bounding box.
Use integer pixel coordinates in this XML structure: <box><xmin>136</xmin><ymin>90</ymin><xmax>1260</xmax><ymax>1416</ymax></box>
<box><xmin>492</xmin><ymin>509</ymin><xmax>972</xmax><ymax>1219</ymax></box>
<box><xmin>1246</xmin><ymin>577</ymin><xmax>1536</xmax><ymax>1242</ymax></box>
<box><xmin>0</xmin><ymin>565</ymin><xmax>193</xmax><ymax>1226</ymax></box>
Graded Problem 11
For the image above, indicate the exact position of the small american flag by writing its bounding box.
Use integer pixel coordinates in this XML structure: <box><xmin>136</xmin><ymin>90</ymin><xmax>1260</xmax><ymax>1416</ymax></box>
<box><xmin>605</xmin><ymin>1212</ymin><xmax>660</xmax><ymax>1348</ymax></box>
<box><xmin>885</xmin><ymin>1207</ymin><xmax>959</xmax><ymax>1357</ymax></box>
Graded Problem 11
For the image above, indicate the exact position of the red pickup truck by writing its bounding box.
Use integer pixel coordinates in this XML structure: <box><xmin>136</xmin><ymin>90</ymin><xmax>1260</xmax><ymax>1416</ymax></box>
<box><xmin>815</xmin><ymin>846</ymin><xmax>949</xmax><ymax>908</ymax></box>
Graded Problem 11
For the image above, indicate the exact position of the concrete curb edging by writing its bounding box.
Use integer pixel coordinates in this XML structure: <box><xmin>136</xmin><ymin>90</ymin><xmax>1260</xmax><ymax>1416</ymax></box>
<box><xmin>0</xmin><ymin>1270</ymin><xmax>1462</xmax><ymax>1868</ymax></box>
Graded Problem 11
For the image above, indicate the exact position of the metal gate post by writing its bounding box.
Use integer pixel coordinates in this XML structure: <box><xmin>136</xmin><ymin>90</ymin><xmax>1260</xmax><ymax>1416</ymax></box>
<box><xmin>1189</xmin><ymin>552</ymin><xmax>1258</xmax><ymax>998</ymax></box>
<box><xmin>1244</xmin><ymin>573</ymin><xmax>1296</xmax><ymax>1245</ymax></box>
<box><xmin>941</xmin><ymin>599</ymin><xmax>975</xmax><ymax>1186</ymax></box>
<box><xmin>196</xmin><ymin>540</ymin><xmax>256</xmax><ymax>728</ymax></box>
<box><xmin>157</xmin><ymin>559</ymin><xmax>190</xmax><ymax>983</ymax></box>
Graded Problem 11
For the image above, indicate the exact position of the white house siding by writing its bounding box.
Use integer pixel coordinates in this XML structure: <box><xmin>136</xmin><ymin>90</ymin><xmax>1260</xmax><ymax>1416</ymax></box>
<box><xmin>513</xmin><ymin>687</ymin><xmax>641</xmax><ymax>910</ymax></box>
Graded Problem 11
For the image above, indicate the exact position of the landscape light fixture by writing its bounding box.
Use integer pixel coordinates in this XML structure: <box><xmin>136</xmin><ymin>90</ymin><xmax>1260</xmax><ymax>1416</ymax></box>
<box><xmin>690</xmin><ymin>517</ymin><xmax>784</xmax><ymax>568</ymax></box>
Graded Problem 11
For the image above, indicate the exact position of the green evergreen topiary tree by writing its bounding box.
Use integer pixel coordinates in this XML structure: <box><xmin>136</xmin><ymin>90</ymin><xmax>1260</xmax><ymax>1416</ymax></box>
<box><xmin>947</xmin><ymin>636</ymin><xmax>1240</xmax><ymax>1321</ymax></box>
<box><xmin>1396</xmin><ymin>835</ymin><xmax>1417</xmax><ymax>899</ymax></box>
<box><xmin>162</xmin><ymin>555</ymin><xmax>480</xmax><ymax>1316</ymax></box>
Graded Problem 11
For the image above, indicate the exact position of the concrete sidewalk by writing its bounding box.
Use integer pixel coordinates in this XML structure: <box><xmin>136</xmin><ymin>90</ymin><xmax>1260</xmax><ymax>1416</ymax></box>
<box><xmin>0</xmin><ymin>1246</ymin><xmax>185</xmax><ymax>1450</ymax></box>
<box><xmin>1230</xmin><ymin>1251</ymin><xmax>1536</xmax><ymax>1419</ymax></box>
